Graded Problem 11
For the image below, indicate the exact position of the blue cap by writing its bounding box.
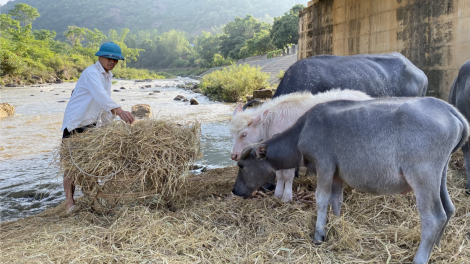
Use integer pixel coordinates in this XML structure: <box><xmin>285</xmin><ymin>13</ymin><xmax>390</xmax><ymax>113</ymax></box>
<box><xmin>95</xmin><ymin>42</ymin><xmax>125</xmax><ymax>60</ymax></box>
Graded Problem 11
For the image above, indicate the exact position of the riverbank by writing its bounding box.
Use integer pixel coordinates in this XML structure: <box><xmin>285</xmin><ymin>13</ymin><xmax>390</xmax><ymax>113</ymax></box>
<box><xmin>1</xmin><ymin>157</ymin><xmax>469</xmax><ymax>263</ymax></box>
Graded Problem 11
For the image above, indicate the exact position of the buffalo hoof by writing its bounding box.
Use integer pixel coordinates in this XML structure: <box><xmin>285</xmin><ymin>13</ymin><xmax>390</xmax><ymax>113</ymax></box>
<box><xmin>281</xmin><ymin>195</ymin><xmax>293</xmax><ymax>203</ymax></box>
<box><xmin>314</xmin><ymin>231</ymin><xmax>326</xmax><ymax>244</ymax></box>
<box><xmin>260</xmin><ymin>182</ymin><xmax>276</xmax><ymax>192</ymax></box>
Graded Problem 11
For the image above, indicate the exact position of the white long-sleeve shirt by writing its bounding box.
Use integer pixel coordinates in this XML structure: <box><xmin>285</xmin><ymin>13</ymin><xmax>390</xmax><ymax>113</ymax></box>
<box><xmin>61</xmin><ymin>61</ymin><xmax>121</xmax><ymax>132</ymax></box>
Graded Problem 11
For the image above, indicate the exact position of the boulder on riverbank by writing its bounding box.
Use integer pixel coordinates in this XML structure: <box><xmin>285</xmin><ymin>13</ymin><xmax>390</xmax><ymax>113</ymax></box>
<box><xmin>190</xmin><ymin>98</ymin><xmax>199</xmax><ymax>105</ymax></box>
<box><xmin>253</xmin><ymin>89</ymin><xmax>273</xmax><ymax>99</ymax></box>
<box><xmin>131</xmin><ymin>104</ymin><xmax>152</xmax><ymax>119</ymax></box>
<box><xmin>174</xmin><ymin>95</ymin><xmax>186</xmax><ymax>101</ymax></box>
<box><xmin>0</xmin><ymin>103</ymin><xmax>15</xmax><ymax>120</ymax></box>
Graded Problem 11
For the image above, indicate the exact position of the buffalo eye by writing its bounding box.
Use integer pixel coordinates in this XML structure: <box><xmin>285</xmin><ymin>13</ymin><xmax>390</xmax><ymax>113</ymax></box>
<box><xmin>238</xmin><ymin>164</ymin><xmax>244</xmax><ymax>169</ymax></box>
<box><xmin>242</xmin><ymin>133</ymin><xmax>247</xmax><ymax>138</ymax></box>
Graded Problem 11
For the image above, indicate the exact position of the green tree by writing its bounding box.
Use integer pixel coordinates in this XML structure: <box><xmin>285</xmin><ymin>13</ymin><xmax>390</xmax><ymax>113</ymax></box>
<box><xmin>270</xmin><ymin>4</ymin><xmax>305</xmax><ymax>49</ymax></box>
<box><xmin>63</xmin><ymin>26</ymin><xmax>87</xmax><ymax>47</ymax></box>
<box><xmin>105</xmin><ymin>28</ymin><xmax>143</xmax><ymax>67</ymax></box>
<box><xmin>7</xmin><ymin>3</ymin><xmax>40</xmax><ymax>27</ymax></box>
<box><xmin>124</xmin><ymin>29</ymin><xmax>159</xmax><ymax>68</ymax></box>
<box><xmin>108</xmin><ymin>29</ymin><xmax>119</xmax><ymax>42</ymax></box>
<box><xmin>156</xmin><ymin>30</ymin><xmax>191</xmax><ymax>67</ymax></box>
<box><xmin>0</xmin><ymin>13</ymin><xmax>20</xmax><ymax>32</ymax></box>
<box><xmin>14</xmin><ymin>24</ymin><xmax>34</xmax><ymax>53</ymax></box>
<box><xmin>194</xmin><ymin>31</ymin><xmax>220</xmax><ymax>67</ymax></box>
<box><xmin>33</xmin><ymin>29</ymin><xmax>56</xmax><ymax>41</ymax></box>
<box><xmin>85</xmin><ymin>28</ymin><xmax>107</xmax><ymax>49</ymax></box>
<box><xmin>219</xmin><ymin>15</ymin><xmax>271</xmax><ymax>60</ymax></box>
<box><xmin>245</xmin><ymin>29</ymin><xmax>275</xmax><ymax>56</ymax></box>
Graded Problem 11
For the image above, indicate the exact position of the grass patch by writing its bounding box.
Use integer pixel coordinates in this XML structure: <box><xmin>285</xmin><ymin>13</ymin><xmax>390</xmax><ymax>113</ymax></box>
<box><xmin>157</xmin><ymin>67</ymin><xmax>209</xmax><ymax>77</ymax></box>
<box><xmin>200</xmin><ymin>64</ymin><xmax>270</xmax><ymax>102</ymax></box>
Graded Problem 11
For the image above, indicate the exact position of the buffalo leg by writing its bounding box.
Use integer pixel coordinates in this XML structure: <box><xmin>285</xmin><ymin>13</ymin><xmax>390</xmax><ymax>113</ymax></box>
<box><xmin>281</xmin><ymin>168</ymin><xmax>295</xmax><ymax>202</ymax></box>
<box><xmin>313</xmin><ymin>164</ymin><xmax>335</xmax><ymax>244</ymax></box>
<box><xmin>274</xmin><ymin>170</ymin><xmax>285</xmax><ymax>199</ymax></box>
<box><xmin>410</xmin><ymin>170</ymin><xmax>447</xmax><ymax>264</ymax></box>
<box><xmin>435</xmin><ymin>162</ymin><xmax>455</xmax><ymax>247</ymax></box>
<box><xmin>462</xmin><ymin>142</ymin><xmax>470</xmax><ymax>195</ymax></box>
<box><xmin>330</xmin><ymin>177</ymin><xmax>344</xmax><ymax>216</ymax></box>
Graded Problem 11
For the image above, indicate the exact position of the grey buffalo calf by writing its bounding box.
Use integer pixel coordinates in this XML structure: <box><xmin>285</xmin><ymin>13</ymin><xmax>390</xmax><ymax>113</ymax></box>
<box><xmin>232</xmin><ymin>97</ymin><xmax>469</xmax><ymax>264</ymax></box>
<box><xmin>448</xmin><ymin>59</ymin><xmax>470</xmax><ymax>194</ymax></box>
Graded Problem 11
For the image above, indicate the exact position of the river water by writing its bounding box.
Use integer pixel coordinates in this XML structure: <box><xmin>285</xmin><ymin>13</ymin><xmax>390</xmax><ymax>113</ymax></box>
<box><xmin>0</xmin><ymin>78</ymin><xmax>236</xmax><ymax>222</ymax></box>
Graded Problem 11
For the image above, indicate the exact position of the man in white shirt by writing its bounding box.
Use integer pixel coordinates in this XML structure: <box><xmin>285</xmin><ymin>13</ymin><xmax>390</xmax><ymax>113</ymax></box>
<box><xmin>61</xmin><ymin>42</ymin><xmax>135</xmax><ymax>213</ymax></box>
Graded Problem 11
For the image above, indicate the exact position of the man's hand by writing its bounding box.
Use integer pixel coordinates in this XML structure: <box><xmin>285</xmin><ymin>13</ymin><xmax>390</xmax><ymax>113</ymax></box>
<box><xmin>112</xmin><ymin>107</ymin><xmax>135</xmax><ymax>124</ymax></box>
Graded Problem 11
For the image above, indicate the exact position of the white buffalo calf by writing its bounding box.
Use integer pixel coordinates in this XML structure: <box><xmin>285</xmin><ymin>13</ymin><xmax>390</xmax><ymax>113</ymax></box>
<box><xmin>229</xmin><ymin>89</ymin><xmax>372</xmax><ymax>202</ymax></box>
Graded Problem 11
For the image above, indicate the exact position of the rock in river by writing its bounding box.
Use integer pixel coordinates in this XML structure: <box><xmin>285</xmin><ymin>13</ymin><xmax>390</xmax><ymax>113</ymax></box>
<box><xmin>0</xmin><ymin>103</ymin><xmax>15</xmax><ymax>119</ymax></box>
<box><xmin>132</xmin><ymin>104</ymin><xmax>152</xmax><ymax>119</ymax></box>
<box><xmin>174</xmin><ymin>95</ymin><xmax>186</xmax><ymax>101</ymax></box>
<box><xmin>190</xmin><ymin>98</ymin><xmax>199</xmax><ymax>105</ymax></box>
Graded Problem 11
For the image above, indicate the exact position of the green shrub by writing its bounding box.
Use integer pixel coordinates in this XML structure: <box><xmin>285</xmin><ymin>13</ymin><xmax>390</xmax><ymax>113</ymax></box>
<box><xmin>112</xmin><ymin>67</ymin><xmax>172</xmax><ymax>80</ymax></box>
<box><xmin>0</xmin><ymin>48</ymin><xmax>22</xmax><ymax>76</ymax></box>
<box><xmin>154</xmin><ymin>71</ymin><xmax>175</xmax><ymax>79</ymax></box>
<box><xmin>276</xmin><ymin>70</ymin><xmax>285</xmax><ymax>80</ymax></box>
<box><xmin>212</xmin><ymin>54</ymin><xmax>232</xmax><ymax>67</ymax></box>
<box><xmin>173</xmin><ymin>58</ymin><xmax>190</xmax><ymax>67</ymax></box>
<box><xmin>200</xmin><ymin>64</ymin><xmax>270</xmax><ymax>102</ymax></box>
<box><xmin>267</xmin><ymin>49</ymin><xmax>283</xmax><ymax>59</ymax></box>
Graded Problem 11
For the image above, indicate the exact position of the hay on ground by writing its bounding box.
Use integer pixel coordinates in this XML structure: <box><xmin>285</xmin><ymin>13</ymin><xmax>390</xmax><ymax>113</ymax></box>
<box><xmin>58</xmin><ymin>118</ymin><xmax>200</xmax><ymax>212</ymax></box>
<box><xmin>1</xmin><ymin>153</ymin><xmax>468</xmax><ymax>263</ymax></box>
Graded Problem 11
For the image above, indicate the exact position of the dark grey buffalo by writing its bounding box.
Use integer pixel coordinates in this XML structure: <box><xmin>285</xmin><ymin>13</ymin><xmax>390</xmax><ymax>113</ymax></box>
<box><xmin>448</xmin><ymin>59</ymin><xmax>470</xmax><ymax>194</ymax></box>
<box><xmin>273</xmin><ymin>52</ymin><xmax>428</xmax><ymax>98</ymax></box>
<box><xmin>232</xmin><ymin>95</ymin><xmax>469</xmax><ymax>264</ymax></box>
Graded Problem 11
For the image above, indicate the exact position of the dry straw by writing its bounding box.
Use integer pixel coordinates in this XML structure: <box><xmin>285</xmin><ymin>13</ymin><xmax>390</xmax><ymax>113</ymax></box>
<box><xmin>58</xmin><ymin>118</ymin><xmax>201</xmax><ymax>212</ymax></box>
<box><xmin>1</xmin><ymin>153</ymin><xmax>468</xmax><ymax>263</ymax></box>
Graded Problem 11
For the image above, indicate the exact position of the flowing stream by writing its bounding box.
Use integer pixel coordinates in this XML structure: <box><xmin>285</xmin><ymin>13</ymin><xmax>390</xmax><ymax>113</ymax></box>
<box><xmin>0</xmin><ymin>78</ymin><xmax>236</xmax><ymax>222</ymax></box>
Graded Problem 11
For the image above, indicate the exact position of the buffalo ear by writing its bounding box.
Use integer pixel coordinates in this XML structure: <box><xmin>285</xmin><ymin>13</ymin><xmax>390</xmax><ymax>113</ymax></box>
<box><xmin>240</xmin><ymin>146</ymin><xmax>253</xmax><ymax>160</ymax></box>
<box><xmin>250</xmin><ymin>108</ymin><xmax>269</xmax><ymax>127</ymax></box>
<box><xmin>255</xmin><ymin>144</ymin><xmax>268</xmax><ymax>160</ymax></box>
<box><xmin>233</xmin><ymin>103</ymin><xmax>243</xmax><ymax>116</ymax></box>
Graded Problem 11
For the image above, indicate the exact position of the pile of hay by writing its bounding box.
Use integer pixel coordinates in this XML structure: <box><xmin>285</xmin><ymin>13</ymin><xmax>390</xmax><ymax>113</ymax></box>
<box><xmin>0</xmin><ymin>102</ymin><xmax>15</xmax><ymax>119</ymax></box>
<box><xmin>59</xmin><ymin>119</ymin><xmax>200</xmax><ymax>211</ymax></box>
<box><xmin>1</xmin><ymin>154</ymin><xmax>468</xmax><ymax>263</ymax></box>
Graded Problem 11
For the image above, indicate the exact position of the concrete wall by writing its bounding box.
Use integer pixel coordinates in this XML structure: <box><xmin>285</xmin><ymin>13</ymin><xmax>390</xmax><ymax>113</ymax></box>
<box><xmin>298</xmin><ymin>0</ymin><xmax>470</xmax><ymax>99</ymax></box>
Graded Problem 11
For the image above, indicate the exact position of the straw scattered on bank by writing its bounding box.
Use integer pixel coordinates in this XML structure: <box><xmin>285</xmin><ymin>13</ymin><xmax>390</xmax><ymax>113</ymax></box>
<box><xmin>1</xmin><ymin>155</ymin><xmax>469</xmax><ymax>263</ymax></box>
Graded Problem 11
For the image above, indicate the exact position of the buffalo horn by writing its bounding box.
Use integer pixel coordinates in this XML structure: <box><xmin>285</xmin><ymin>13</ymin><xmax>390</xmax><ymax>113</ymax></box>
<box><xmin>240</xmin><ymin>147</ymin><xmax>253</xmax><ymax>160</ymax></box>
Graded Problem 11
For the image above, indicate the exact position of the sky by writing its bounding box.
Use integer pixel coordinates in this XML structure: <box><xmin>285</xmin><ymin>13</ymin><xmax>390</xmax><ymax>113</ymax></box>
<box><xmin>0</xmin><ymin>0</ymin><xmax>11</xmax><ymax>6</ymax></box>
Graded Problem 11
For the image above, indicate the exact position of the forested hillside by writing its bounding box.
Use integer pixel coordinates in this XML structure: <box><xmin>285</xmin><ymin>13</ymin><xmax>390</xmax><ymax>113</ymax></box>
<box><xmin>0</xmin><ymin>0</ymin><xmax>303</xmax><ymax>38</ymax></box>
<box><xmin>1</xmin><ymin>2</ymin><xmax>304</xmax><ymax>85</ymax></box>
